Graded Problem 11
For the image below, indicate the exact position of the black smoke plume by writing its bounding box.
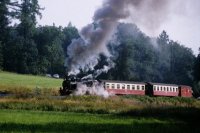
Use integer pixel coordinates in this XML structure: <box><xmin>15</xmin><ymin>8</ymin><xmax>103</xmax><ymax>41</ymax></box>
<box><xmin>66</xmin><ymin>0</ymin><xmax>172</xmax><ymax>76</ymax></box>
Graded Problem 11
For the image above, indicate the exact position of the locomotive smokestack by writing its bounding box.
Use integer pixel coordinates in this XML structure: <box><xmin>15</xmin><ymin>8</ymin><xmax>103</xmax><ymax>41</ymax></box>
<box><xmin>66</xmin><ymin>0</ymin><xmax>172</xmax><ymax>76</ymax></box>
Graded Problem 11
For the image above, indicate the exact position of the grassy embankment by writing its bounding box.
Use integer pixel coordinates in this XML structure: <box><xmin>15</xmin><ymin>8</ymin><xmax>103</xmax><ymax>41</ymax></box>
<box><xmin>0</xmin><ymin>71</ymin><xmax>200</xmax><ymax>132</ymax></box>
<box><xmin>0</xmin><ymin>71</ymin><xmax>62</xmax><ymax>96</ymax></box>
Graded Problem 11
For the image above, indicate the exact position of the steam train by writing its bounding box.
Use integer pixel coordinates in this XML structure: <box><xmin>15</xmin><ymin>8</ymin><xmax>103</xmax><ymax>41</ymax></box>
<box><xmin>60</xmin><ymin>76</ymin><xmax>193</xmax><ymax>98</ymax></box>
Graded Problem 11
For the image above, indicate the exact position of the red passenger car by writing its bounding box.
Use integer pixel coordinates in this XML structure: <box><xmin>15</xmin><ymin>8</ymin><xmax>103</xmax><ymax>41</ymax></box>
<box><xmin>179</xmin><ymin>85</ymin><xmax>193</xmax><ymax>97</ymax></box>
<box><xmin>102</xmin><ymin>80</ymin><xmax>146</xmax><ymax>95</ymax></box>
<box><xmin>147</xmin><ymin>83</ymin><xmax>179</xmax><ymax>97</ymax></box>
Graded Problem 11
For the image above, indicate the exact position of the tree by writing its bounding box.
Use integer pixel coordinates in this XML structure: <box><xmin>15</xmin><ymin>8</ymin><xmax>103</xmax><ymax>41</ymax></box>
<box><xmin>0</xmin><ymin>0</ymin><xmax>10</xmax><ymax>45</ymax></box>
<box><xmin>3</xmin><ymin>27</ymin><xmax>19</xmax><ymax>72</ymax></box>
<box><xmin>107</xmin><ymin>23</ymin><xmax>158</xmax><ymax>82</ymax></box>
<box><xmin>16</xmin><ymin>0</ymin><xmax>42</xmax><ymax>74</ymax></box>
<box><xmin>62</xmin><ymin>23</ymin><xmax>79</xmax><ymax>57</ymax></box>
<box><xmin>155</xmin><ymin>31</ymin><xmax>195</xmax><ymax>85</ymax></box>
<box><xmin>193</xmin><ymin>48</ymin><xmax>200</xmax><ymax>96</ymax></box>
<box><xmin>194</xmin><ymin>48</ymin><xmax>200</xmax><ymax>82</ymax></box>
<box><xmin>157</xmin><ymin>30</ymin><xmax>169</xmax><ymax>46</ymax></box>
<box><xmin>169</xmin><ymin>41</ymin><xmax>194</xmax><ymax>85</ymax></box>
<box><xmin>34</xmin><ymin>26</ymin><xmax>65</xmax><ymax>75</ymax></box>
<box><xmin>0</xmin><ymin>41</ymin><xmax>3</xmax><ymax>70</ymax></box>
<box><xmin>0</xmin><ymin>0</ymin><xmax>9</xmax><ymax>41</ymax></box>
<box><xmin>104</xmin><ymin>24</ymin><xmax>195</xmax><ymax>86</ymax></box>
<box><xmin>0</xmin><ymin>0</ymin><xmax>19</xmax><ymax>70</ymax></box>
<box><xmin>156</xmin><ymin>31</ymin><xmax>171</xmax><ymax>82</ymax></box>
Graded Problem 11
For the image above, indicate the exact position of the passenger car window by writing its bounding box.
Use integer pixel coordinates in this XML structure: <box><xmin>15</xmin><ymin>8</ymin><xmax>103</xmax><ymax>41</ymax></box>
<box><xmin>127</xmin><ymin>85</ymin><xmax>130</xmax><ymax>90</ymax></box>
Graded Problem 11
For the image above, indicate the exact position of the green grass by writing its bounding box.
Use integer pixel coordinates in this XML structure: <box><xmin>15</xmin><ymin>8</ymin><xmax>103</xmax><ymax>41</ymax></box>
<box><xmin>0</xmin><ymin>96</ymin><xmax>140</xmax><ymax>113</ymax></box>
<box><xmin>0</xmin><ymin>71</ymin><xmax>62</xmax><ymax>89</ymax></box>
<box><xmin>0</xmin><ymin>109</ymin><xmax>198</xmax><ymax>133</ymax></box>
<box><xmin>0</xmin><ymin>71</ymin><xmax>62</xmax><ymax>96</ymax></box>
<box><xmin>123</xmin><ymin>95</ymin><xmax>200</xmax><ymax>108</ymax></box>
<box><xmin>0</xmin><ymin>71</ymin><xmax>200</xmax><ymax>132</ymax></box>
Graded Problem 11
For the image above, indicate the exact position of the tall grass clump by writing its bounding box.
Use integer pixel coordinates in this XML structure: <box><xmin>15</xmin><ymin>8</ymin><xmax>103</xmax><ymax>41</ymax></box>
<box><xmin>122</xmin><ymin>95</ymin><xmax>199</xmax><ymax>108</ymax></box>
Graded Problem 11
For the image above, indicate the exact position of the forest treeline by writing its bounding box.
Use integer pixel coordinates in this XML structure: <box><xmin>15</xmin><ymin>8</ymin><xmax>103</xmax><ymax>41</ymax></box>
<box><xmin>0</xmin><ymin>0</ymin><xmax>200</xmax><ymax>96</ymax></box>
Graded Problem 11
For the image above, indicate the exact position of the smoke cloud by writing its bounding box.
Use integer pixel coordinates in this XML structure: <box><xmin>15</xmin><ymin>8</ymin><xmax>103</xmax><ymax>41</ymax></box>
<box><xmin>74</xmin><ymin>82</ymin><xmax>109</xmax><ymax>98</ymax></box>
<box><xmin>66</xmin><ymin>0</ymin><xmax>173</xmax><ymax>76</ymax></box>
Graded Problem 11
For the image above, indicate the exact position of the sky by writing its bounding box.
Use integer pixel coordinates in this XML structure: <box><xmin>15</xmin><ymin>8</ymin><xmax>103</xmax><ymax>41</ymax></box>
<box><xmin>38</xmin><ymin>0</ymin><xmax>200</xmax><ymax>55</ymax></box>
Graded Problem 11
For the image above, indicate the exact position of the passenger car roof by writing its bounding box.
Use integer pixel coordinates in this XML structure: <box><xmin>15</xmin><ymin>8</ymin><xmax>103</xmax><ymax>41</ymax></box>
<box><xmin>100</xmin><ymin>80</ymin><xmax>146</xmax><ymax>85</ymax></box>
<box><xmin>148</xmin><ymin>82</ymin><xmax>178</xmax><ymax>87</ymax></box>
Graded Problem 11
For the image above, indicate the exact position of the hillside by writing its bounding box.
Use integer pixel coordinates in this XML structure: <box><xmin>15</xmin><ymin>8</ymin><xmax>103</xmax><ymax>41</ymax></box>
<box><xmin>0</xmin><ymin>71</ymin><xmax>62</xmax><ymax>88</ymax></box>
<box><xmin>0</xmin><ymin>71</ymin><xmax>62</xmax><ymax>96</ymax></box>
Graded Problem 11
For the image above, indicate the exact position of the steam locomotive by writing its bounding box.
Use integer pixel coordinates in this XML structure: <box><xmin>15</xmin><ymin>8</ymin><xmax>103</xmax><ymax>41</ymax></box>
<box><xmin>59</xmin><ymin>75</ymin><xmax>96</xmax><ymax>95</ymax></box>
<box><xmin>60</xmin><ymin>76</ymin><xmax>193</xmax><ymax>98</ymax></box>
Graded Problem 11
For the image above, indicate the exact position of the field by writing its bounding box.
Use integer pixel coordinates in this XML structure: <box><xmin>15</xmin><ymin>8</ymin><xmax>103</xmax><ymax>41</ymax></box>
<box><xmin>0</xmin><ymin>109</ymin><xmax>199</xmax><ymax>133</ymax></box>
<box><xmin>0</xmin><ymin>71</ymin><xmax>62</xmax><ymax>96</ymax></box>
<box><xmin>0</xmin><ymin>71</ymin><xmax>62</xmax><ymax>89</ymax></box>
<box><xmin>0</xmin><ymin>71</ymin><xmax>200</xmax><ymax>133</ymax></box>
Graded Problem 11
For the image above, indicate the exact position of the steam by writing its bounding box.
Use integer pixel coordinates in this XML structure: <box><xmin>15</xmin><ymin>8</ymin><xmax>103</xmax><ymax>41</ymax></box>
<box><xmin>74</xmin><ymin>82</ymin><xmax>109</xmax><ymax>98</ymax></box>
<box><xmin>66</xmin><ymin>0</ymin><xmax>173</xmax><ymax>76</ymax></box>
<box><xmin>81</xmin><ymin>74</ymin><xmax>93</xmax><ymax>80</ymax></box>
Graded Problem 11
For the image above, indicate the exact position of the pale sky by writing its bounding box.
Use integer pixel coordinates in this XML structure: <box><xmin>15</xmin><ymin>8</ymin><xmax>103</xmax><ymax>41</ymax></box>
<box><xmin>38</xmin><ymin>0</ymin><xmax>200</xmax><ymax>55</ymax></box>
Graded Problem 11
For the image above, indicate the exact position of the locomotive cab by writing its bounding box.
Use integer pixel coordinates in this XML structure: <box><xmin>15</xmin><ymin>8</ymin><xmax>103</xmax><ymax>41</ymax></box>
<box><xmin>60</xmin><ymin>75</ymin><xmax>77</xmax><ymax>95</ymax></box>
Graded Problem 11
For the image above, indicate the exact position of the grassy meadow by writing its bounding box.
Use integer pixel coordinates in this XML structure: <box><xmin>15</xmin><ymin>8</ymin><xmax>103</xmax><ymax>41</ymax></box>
<box><xmin>0</xmin><ymin>71</ymin><xmax>62</xmax><ymax>88</ymax></box>
<box><xmin>0</xmin><ymin>109</ymin><xmax>199</xmax><ymax>133</ymax></box>
<box><xmin>0</xmin><ymin>71</ymin><xmax>62</xmax><ymax>96</ymax></box>
<box><xmin>0</xmin><ymin>71</ymin><xmax>200</xmax><ymax>132</ymax></box>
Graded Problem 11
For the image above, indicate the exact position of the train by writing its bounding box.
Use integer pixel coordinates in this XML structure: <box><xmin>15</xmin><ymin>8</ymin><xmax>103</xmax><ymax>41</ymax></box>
<box><xmin>102</xmin><ymin>80</ymin><xmax>193</xmax><ymax>97</ymax></box>
<box><xmin>59</xmin><ymin>76</ymin><xmax>193</xmax><ymax>98</ymax></box>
